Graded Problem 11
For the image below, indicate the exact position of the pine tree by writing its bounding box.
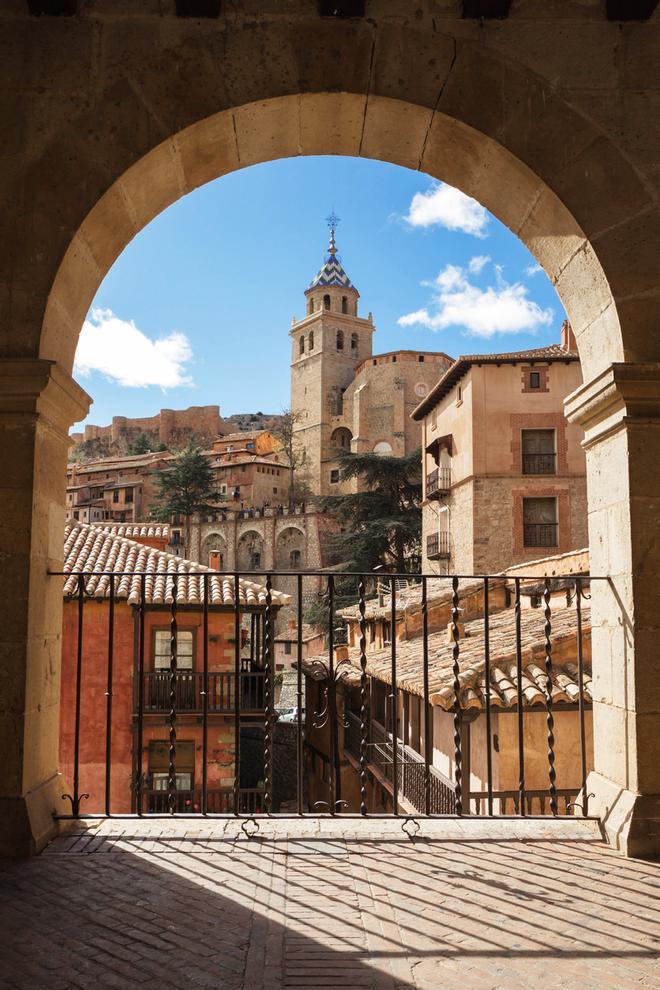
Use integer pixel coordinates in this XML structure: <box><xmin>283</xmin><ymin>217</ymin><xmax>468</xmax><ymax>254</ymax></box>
<box><xmin>150</xmin><ymin>444</ymin><xmax>224</xmax><ymax>523</ymax></box>
<box><xmin>321</xmin><ymin>448</ymin><xmax>422</xmax><ymax>573</ymax></box>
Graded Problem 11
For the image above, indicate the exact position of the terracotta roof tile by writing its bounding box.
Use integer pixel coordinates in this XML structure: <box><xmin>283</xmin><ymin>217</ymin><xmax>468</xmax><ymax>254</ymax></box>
<box><xmin>305</xmin><ymin>603</ymin><xmax>591</xmax><ymax>711</ymax></box>
<box><xmin>92</xmin><ymin>522</ymin><xmax>171</xmax><ymax>540</ymax></box>
<box><xmin>63</xmin><ymin>522</ymin><xmax>290</xmax><ymax>608</ymax></box>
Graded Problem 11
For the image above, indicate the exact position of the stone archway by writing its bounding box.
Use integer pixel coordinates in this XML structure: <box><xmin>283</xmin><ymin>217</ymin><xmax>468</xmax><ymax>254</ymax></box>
<box><xmin>3</xmin><ymin>13</ymin><xmax>660</xmax><ymax>855</ymax></box>
<box><xmin>275</xmin><ymin>526</ymin><xmax>306</xmax><ymax>571</ymax></box>
<box><xmin>236</xmin><ymin>529</ymin><xmax>265</xmax><ymax>572</ymax></box>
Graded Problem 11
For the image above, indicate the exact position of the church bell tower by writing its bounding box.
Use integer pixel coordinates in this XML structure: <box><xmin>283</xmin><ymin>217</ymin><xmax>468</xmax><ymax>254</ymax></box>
<box><xmin>290</xmin><ymin>215</ymin><xmax>375</xmax><ymax>496</ymax></box>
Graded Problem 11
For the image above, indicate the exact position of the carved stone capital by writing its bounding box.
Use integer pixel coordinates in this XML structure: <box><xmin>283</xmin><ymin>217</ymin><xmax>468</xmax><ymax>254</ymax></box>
<box><xmin>0</xmin><ymin>359</ymin><xmax>91</xmax><ymax>440</ymax></box>
<box><xmin>564</xmin><ymin>362</ymin><xmax>660</xmax><ymax>449</ymax></box>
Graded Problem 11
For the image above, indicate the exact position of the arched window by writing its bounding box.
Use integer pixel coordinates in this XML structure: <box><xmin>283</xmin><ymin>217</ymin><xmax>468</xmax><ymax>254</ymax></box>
<box><xmin>336</xmin><ymin>329</ymin><xmax>344</xmax><ymax>351</ymax></box>
<box><xmin>299</xmin><ymin>335</ymin><xmax>305</xmax><ymax>355</ymax></box>
<box><xmin>323</xmin><ymin>294</ymin><xmax>331</xmax><ymax>310</ymax></box>
<box><xmin>341</xmin><ymin>296</ymin><xmax>348</xmax><ymax>314</ymax></box>
<box><xmin>250</xmin><ymin>551</ymin><xmax>261</xmax><ymax>570</ymax></box>
<box><xmin>331</xmin><ymin>427</ymin><xmax>352</xmax><ymax>451</ymax></box>
<box><xmin>307</xmin><ymin>298</ymin><xmax>314</xmax><ymax>315</ymax></box>
<box><xmin>289</xmin><ymin>549</ymin><xmax>302</xmax><ymax>569</ymax></box>
<box><xmin>351</xmin><ymin>333</ymin><xmax>358</xmax><ymax>350</ymax></box>
<box><xmin>308</xmin><ymin>330</ymin><xmax>314</xmax><ymax>350</ymax></box>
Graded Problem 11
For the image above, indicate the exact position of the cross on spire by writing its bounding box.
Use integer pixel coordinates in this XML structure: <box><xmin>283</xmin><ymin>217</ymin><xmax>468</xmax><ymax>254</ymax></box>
<box><xmin>326</xmin><ymin>210</ymin><xmax>340</xmax><ymax>255</ymax></box>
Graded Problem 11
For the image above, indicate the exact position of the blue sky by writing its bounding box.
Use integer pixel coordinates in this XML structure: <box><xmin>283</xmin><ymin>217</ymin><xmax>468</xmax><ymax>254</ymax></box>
<box><xmin>75</xmin><ymin>155</ymin><xmax>566</xmax><ymax>428</ymax></box>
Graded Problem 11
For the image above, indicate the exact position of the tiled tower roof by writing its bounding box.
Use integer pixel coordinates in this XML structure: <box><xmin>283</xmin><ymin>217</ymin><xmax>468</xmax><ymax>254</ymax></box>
<box><xmin>306</xmin><ymin>224</ymin><xmax>357</xmax><ymax>293</ymax></box>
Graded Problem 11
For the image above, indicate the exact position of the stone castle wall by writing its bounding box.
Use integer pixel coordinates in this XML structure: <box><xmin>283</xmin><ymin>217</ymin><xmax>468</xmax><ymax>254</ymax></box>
<box><xmin>71</xmin><ymin>405</ymin><xmax>224</xmax><ymax>453</ymax></box>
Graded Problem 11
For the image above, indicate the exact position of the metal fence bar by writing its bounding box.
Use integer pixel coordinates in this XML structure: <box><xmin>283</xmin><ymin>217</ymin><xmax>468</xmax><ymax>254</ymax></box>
<box><xmin>64</xmin><ymin>575</ymin><xmax>86</xmax><ymax>816</ymax></box>
<box><xmin>135</xmin><ymin>575</ymin><xmax>146</xmax><ymax>817</ymax></box>
<box><xmin>358</xmin><ymin>577</ymin><xmax>368</xmax><ymax>816</ymax></box>
<box><xmin>263</xmin><ymin>573</ymin><xmax>273</xmax><ymax>815</ymax></box>
<box><xmin>451</xmin><ymin>576</ymin><xmax>462</xmax><ymax>815</ymax></box>
<box><xmin>483</xmin><ymin>577</ymin><xmax>493</xmax><ymax>816</ymax></box>
<box><xmin>327</xmin><ymin>574</ymin><xmax>338</xmax><ymax>814</ymax></box>
<box><xmin>201</xmin><ymin>573</ymin><xmax>209</xmax><ymax>817</ymax></box>
<box><xmin>296</xmin><ymin>573</ymin><xmax>304</xmax><ymax>816</ymax></box>
<box><xmin>104</xmin><ymin>574</ymin><xmax>115</xmax><ymax>817</ymax></box>
<box><xmin>233</xmin><ymin>573</ymin><xmax>241</xmax><ymax>817</ymax></box>
<box><xmin>390</xmin><ymin>575</ymin><xmax>398</xmax><ymax>816</ymax></box>
<box><xmin>422</xmin><ymin>576</ymin><xmax>431</xmax><ymax>816</ymax></box>
<box><xmin>167</xmin><ymin>575</ymin><xmax>178</xmax><ymax>816</ymax></box>
<box><xmin>575</xmin><ymin>577</ymin><xmax>588</xmax><ymax>817</ymax></box>
<box><xmin>514</xmin><ymin>576</ymin><xmax>525</xmax><ymax>815</ymax></box>
<box><xmin>544</xmin><ymin>579</ymin><xmax>558</xmax><ymax>816</ymax></box>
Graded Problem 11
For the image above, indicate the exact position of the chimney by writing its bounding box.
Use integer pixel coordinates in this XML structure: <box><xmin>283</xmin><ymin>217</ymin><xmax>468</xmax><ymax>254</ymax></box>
<box><xmin>208</xmin><ymin>550</ymin><xmax>222</xmax><ymax>572</ymax></box>
<box><xmin>446</xmin><ymin>620</ymin><xmax>465</xmax><ymax>645</ymax></box>
<box><xmin>560</xmin><ymin>319</ymin><xmax>577</xmax><ymax>352</ymax></box>
<box><xmin>288</xmin><ymin>619</ymin><xmax>296</xmax><ymax>631</ymax></box>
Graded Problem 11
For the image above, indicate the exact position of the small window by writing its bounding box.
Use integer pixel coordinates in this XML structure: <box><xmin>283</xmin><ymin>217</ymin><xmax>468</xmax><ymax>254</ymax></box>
<box><xmin>125</xmin><ymin>488</ymin><xmax>133</xmax><ymax>503</ymax></box>
<box><xmin>529</xmin><ymin>371</ymin><xmax>541</xmax><ymax>389</ymax></box>
<box><xmin>250</xmin><ymin>551</ymin><xmax>262</xmax><ymax>570</ymax></box>
<box><xmin>323</xmin><ymin>294</ymin><xmax>331</xmax><ymax>310</ymax></box>
<box><xmin>336</xmin><ymin>329</ymin><xmax>344</xmax><ymax>351</ymax></box>
<box><xmin>418</xmin><ymin>355</ymin><xmax>425</xmax><ymax>362</ymax></box>
<box><xmin>308</xmin><ymin>330</ymin><xmax>314</xmax><ymax>350</ymax></box>
<box><xmin>330</xmin><ymin>469</ymin><xmax>340</xmax><ymax>484</ymax></box>
<box><xmin>284</xmin><ymin>641</ymin><xmax>292</xmax><ymax>656</ymax></box>
<box><xmin>299</xmin><ymin>336</ymin><xmax>305</xmax><ymax>355</ymax></box>
<box><xmin>342</xmin><ymin>296</ymin><xmax>348</xmax><ymax>314</ymax></box>
<box><xmin>351</xmin><ymin>332</ymin><xmax>358</xmax><ymax>350</ymax></box>
<box><xmin>273</xmin><ymin>487</ymin><xmax>278</xmax><ymax>494</ymax></box>
<box><xmin>112</xmin><ymin>490</ymin><xmax>119</xmax><ymax>503</ymax></box>
<box><xmin>290</xmin><ymin>549</ymin><xmax>302</xmax><ymax>568</ymax></box>
<box><xmin>523</xmin><ymin>497</ymin><xmax>558</xmax><ymax>548</ymax></box>
<box><xmin>457</xmin><ymin>385</ymin><xmax>462</xmax><ymax>403</ymax></box>
<box><xmin>522</xmin><ymin>429</ymin><xmax>556</xmax><ymax>475</ymax></box>
<box><xmin>154</xmin><ymin>630</ymin><xmax>193</xmax><ymax>670</ymax></box>
<box><xmin>308</xmin><ymin>298</ymin><xmax>314</xmax><ymax>315</ymax></box>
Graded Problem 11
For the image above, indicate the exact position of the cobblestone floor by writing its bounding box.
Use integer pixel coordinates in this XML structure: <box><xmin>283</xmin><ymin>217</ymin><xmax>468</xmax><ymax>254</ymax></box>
<box><xmin>1</xmin><ymin>819</ymin><xmax>659</xmax><ymax>989</ymax></box>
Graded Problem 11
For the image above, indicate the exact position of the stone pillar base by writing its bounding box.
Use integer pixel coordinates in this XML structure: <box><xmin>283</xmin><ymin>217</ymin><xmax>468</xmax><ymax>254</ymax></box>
<box><xmin>0</xmin><ymin>773</ymin><xmax>69</xmax><ymax>857</ymax></box>
<box><xmin>586</xmin><ymin>771</ymin><xmax>660</xmax><ymax>859</ymax></box>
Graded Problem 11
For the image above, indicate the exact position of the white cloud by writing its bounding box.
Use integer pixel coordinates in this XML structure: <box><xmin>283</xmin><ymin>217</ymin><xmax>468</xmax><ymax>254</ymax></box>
<box><xmin>525</xmin><ymin>262</ymin><xmax>543</xmax><ymax>277</ymax></box>
<box><xmin>404</xmin><ymin>182</ymin><xmax>489</xmax><ymax>238</ymax></box>
<box><xmin>468</xmin><ymin>255</ymin><xmax>490</xmax><ymax>275</ymax></box>
<box><xmin>398</xmin><ymin>259</ymin><xmax>553</xmax><ymax>338</ymax></box>
<box><xmin>74</xmin><ymin>308</ymin><xmax>194</xmax><ymax>388</ymax></box>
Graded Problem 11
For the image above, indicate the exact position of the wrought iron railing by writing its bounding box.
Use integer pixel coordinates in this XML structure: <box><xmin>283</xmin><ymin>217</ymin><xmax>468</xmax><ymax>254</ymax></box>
<box><xmin>140</xmin><ymin>670</ymin><xmax>265</xmax><ymax>713</ymax></box>
<box><xmin>52</xmin><ymin>567</ymin><xmax>599</xmax><ymax>821</ymax></box>
<box><xmin>427</xmin><ymin>532</ymin><xmax>450</xmax><ymax>559</ymax></box>
<box><xmin>426</xmin><ymin>467</ymin><xmax>451</xmax><ymax>498</ymax></box>
<box><xmin>523</xmin><ymin>522</ymin><xmax>559</xmax><ymax>548</ymax></box>
<box><xmin>522</xmin><ymin>452</ymin><xmax>557</xmax><ymax>475</ymax></box>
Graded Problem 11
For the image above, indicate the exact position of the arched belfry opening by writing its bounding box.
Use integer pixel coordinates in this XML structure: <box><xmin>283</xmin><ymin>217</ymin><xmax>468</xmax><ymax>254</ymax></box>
<box><xmin>3</xmin><ymin>11</ymin><xmax>660</xmax><ymax>860</ymax></box>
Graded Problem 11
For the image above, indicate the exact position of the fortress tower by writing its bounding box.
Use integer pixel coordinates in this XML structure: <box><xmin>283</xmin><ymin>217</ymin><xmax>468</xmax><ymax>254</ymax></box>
<box><xmin>290</xmin><ymin>219</ymin><xmax>375</xmax><ymax>496</ymax></box>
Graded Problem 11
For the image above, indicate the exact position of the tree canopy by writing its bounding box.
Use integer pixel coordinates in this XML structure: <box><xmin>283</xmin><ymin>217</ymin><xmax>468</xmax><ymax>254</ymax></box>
<box><xmin>320</xmin><ymin>448</ymin><xmax>422</xmax><ymax>573</ymax></box>
<box><xmin>149</xmin><ymin>444</ymin><xmax>224</xmax><ymax>521</ymax></box>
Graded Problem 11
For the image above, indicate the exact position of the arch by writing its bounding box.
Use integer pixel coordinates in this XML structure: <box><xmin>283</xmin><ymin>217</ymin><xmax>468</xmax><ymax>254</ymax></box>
<box><xmin>341</xmin><ymin>296</ymin><xmax>348</xmax><ymax>314</ymax></box>
<box><xmin>299</xmin><ymin>335</ymin><xmax>305</xmax><ymax>355</ymax></box>
<box><xmin>336</xmin><ymin>329</ymin><xmax>344</xmax><ymax>351</ymax></box>
<box><xmin>323</xmin><ymin>294</ymin><xmax>331</xmax><ymax>311</ymax></box>
<box><xmin>351</xmin><ymin>333</ymin><xmax>358</xmax><ymax>351</ymax></box>
<box><xmin>201</xmin><ymin>531</ymin><xmax>227</xmax><ymax>567</ymax></box>
<box><xmin>275</xmin><ymin>525</ymin><xmax>306</xmax><ymax>571</ymax></box>
<box><xmin>236</xmin><ymin>528</ymin><xmax>265</xmax><ymax>571</ymax></box>
<box><xmin>331</xmin><ymin>427</ymin><xmax>353</xmax><ymax>451</ymax></box>
<box><xmin>308</xmin><ymin>329</ymin><xmax>314</xmax><ymax>351</ymax></box>
<box><xmin>373</xmin><ymin>441</ymin><xmax>393</xmax><ymax>456</ymax></box>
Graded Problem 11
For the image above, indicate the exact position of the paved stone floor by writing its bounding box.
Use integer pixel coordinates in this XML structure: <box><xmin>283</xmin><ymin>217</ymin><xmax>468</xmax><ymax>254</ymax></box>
<box><xmin>1</xmin><ymin>818</ymin><xmax>659</xmax><ymax>989</ymax></box>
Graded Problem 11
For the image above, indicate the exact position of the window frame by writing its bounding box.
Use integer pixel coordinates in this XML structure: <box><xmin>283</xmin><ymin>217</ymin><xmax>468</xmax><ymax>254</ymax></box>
<box><xmin>151</xmin><ymin>626</ymin><xmax>196</xmax><ymax>671</ymax></box>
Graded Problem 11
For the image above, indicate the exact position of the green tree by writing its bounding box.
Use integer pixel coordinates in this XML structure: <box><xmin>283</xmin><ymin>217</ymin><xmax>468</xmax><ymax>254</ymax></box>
<box><xmin>274</xmin><ymin>407</ymin><xmax>310</xmax><ymax>506</ymax></box>
<box><xmin>150</xmin><ymin>444</ymin><xmax>224</xmax><ymax>527</ymax></box>
<box><xmin>305</xmin><ymin>449</ymin><xmax>422</xmax><ymax>634</ymax></box>
<box><xmin>126</xmin><ymin>432</ymin><xmax>151</xmax><ymax>455</ymax></box>
<box><xmin>321</xmin><ymin>448</ymin><xmax>422</xmax><ymax>573</ymax></box>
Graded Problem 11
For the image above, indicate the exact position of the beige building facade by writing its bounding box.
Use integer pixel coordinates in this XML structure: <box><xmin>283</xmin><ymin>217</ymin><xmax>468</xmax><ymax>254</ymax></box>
<box><xmin>291</xmin><ymin>225</ymin><xmax>452</xmax><ymax>496</ymax></box>
<box><xmin>414</xmin><ymin>326</ymin><xmax>587</xmax><ymax>576</ymax></box>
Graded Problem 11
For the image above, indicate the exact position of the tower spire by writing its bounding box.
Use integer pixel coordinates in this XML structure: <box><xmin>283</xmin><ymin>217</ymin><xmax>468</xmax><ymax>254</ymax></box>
<box><xmin>326</xmin><ymin>210</ymin><xmax>340</xmax><ymax>256</ymax></box>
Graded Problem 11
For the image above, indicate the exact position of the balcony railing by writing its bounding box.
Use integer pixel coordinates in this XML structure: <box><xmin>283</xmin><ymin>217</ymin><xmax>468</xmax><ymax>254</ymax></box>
<box><xmin>522</xmin><ymin>452</ymin><xmax>557</xmax><ymax>475</ymax></box>
<box><xmin>53</xmin><ymin>565</ymin><xmax>599</xmax><ymax>820</ymax></box>
<box><xmin>523</xmin><ymin>522</ymin><xmax>558</xmax><ymax>548</ymax></box>
<box><xmin>426</xmin><ymin>467</ymin><xmax>451</xmax><ymax>499</ymax></box>
<box><xmin>141</xmin><ymin>787</ymin><xmax>263</xmax><ymax>815</ymax></box>
<box><xmin>426</xmin><ymin>532</ymin><xmax>450</xmax><ymax>559</ymax></box>
<box><xmin>140</xmin><ymin>670</ymin><xmax>266</xmax><ymax>714</ymax></box>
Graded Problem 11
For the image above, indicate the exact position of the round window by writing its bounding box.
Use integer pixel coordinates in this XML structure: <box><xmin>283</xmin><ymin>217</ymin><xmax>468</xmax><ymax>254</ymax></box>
<box><xmin>414</xmin><ymin>382</ymin><xmax>429</xmax><ymax>397</ymax></box>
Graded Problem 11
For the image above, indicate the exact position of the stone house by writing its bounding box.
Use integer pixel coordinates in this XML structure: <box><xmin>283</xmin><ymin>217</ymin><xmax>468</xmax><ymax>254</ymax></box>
<box><xmin>412</xmin><ymin>322</ymin><xmax>588</xmax><ymax>576</ymax></box>
<box><xmin>291</xmin><ymin>222</ymin><xmax>453</xmax><ymax>496</ymax></box>
<box><xmin>66</xmin><ymin>452</ymin><xmax>171</xmax><ymax>524</ymax></box>
<box><xmin>59</xmin><ymin>522</ymin><xmax>289</xmax><ymax>815</ymax></box>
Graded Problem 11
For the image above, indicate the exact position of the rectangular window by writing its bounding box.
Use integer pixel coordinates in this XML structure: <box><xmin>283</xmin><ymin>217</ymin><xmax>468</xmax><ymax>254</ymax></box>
<box><xmin>529</xmin><ymin>371</ymin><xmax>541</xmax><ymax>389</ymax></box>
<box><xmin>284</xmin><ymin>640</ymin><xmax>292</xmax><ymax>656</ymax></box>
<box><xmin>523</xmin><ymin>497</ymin><xmax>558</xmax><ymax>548</ymax></box>
<box><xmin>153</xmin><ymin>629</ymin><xmax>194</xmax><ymax>669</ymax></box>
<box><xmin>330</xmin><ymin>469</ymin><xmax>340</xmax><ymax>484</ymax></box>
<box><xmin>522</xmin><ymin>429</ymin><xmax>556</xmax><ymax>475</ymax></box>
<box><xmin>273</xmin><ymin>487</ymin><xmax>278</xmax><ymax>494</ymax></box>
<box><xmin>112</xmin><ymin>490</ymin><xmax>119</xmax><ymax>503</ymax></box>
<box><xmin>125</xmin><ymin>488</ymin><xmax>134</xmax><ymax>503</ymax></box>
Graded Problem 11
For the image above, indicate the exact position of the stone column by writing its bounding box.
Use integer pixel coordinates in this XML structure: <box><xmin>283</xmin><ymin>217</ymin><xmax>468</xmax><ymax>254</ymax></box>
<box><xmin>566</xmin><ymin>363</ymin><xmax>660</xmax><ymax>857</ymax></box>
<box><xmin>0</xmin><ymin>360</ymin><xmax>90</xmax><ymax>856</ymax></box>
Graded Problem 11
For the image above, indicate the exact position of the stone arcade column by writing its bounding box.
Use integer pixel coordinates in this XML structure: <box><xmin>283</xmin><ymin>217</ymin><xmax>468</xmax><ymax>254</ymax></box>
<box><xmin>0</xmin><ymin>360</ymin><xmax>90</xmax><ymax>856</ymax></box>
<box><xmin>566</xmin><ymin>364</ymin><xmax>660</xmax><ymax>857</ymax></box>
